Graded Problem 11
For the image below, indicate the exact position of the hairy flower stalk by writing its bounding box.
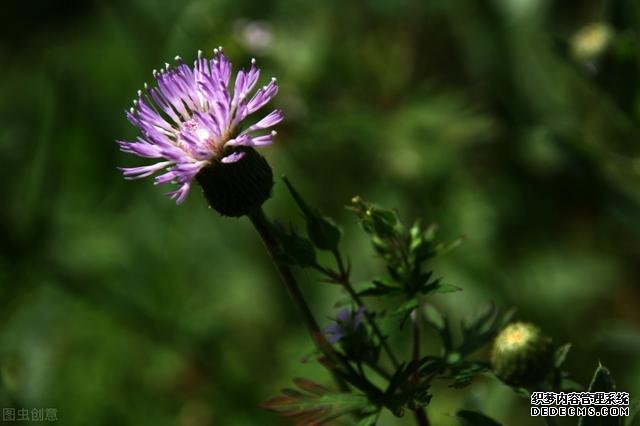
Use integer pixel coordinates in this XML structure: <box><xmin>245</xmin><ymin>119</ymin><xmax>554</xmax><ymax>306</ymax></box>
<box><xmin>118</xmin><ymin>48</ymin><xmax>282</xmax><ymax>215</ymax></box>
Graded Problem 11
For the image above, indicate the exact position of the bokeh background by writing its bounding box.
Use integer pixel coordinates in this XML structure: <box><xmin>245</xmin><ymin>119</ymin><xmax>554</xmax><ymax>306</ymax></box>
<box><xmin>1</xmin><ymin>0</ymin><xmax>639</xmax><ymax>424</ymax></box>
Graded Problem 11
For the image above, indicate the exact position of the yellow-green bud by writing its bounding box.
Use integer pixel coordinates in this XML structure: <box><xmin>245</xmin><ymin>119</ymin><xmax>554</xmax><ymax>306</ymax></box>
<box><xmin>491</xmin><ymin>322</ymin><xmax>554</xmax><ymax>387</ymax></box>
<box><xmin>571</xmin><ymin>22</ymin><xmax>612</xmax><ymax>62</ymax></box>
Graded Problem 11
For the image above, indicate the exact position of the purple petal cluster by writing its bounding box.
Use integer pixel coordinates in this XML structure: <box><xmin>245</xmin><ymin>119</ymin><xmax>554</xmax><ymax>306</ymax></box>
<box><xmin>324</xmin><ymin>307</ymin><xmax>366</xmax><ymax>344</ymax></box>
<box><xmin>117</xmin><ymin>47</ymin><xmax>283</xmax><ymax>203</ymax></box>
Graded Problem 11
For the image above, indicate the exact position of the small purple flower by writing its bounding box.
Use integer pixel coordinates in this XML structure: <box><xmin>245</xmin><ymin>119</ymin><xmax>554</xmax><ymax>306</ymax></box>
<box><xmin>117</xmin><ymin>47</ymin><xmax>283</xmax><ymax>204</ymax></box>
<box><xmin>324</xmin><ymin>307</ymin><xmax>366</xmax><ymax>344</ymax></box>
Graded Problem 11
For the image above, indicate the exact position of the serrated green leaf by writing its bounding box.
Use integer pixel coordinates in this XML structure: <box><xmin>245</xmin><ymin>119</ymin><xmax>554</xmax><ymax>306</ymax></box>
<box><xmin>410</xmin><ymin>220</ymin><xmax>422</xmax><ymax>240</ymax></box>
<box><xmin>457</xmin><ymin>303</ymin><xmax>497</xmax><ymax>355</ymax></box>
<box><xmin>282</xmin><ymin>176</ymin><xmax>315</xmax><ymax>217</ymax></box>
<box><xmin>432</xmin><ymin>283</ymin><xmax>463</xmax><ymax>294</ymax></box>
<box><xmin>350</xmin><ymin>197</ymin><xmax>401</xmax><ymax>239</ymax></box>
<box><xmin>434</xmin><ymin>236</ymin><xmax>464</xmax><ymax>256</ymax></box>
<box><xmin>579</xmin><ymin>363</ymin><xmax>620</xmax><ymax>426</ymax></box>
<box><xmin>410</xmin><ymin>238</ymin><xmax>435</xmax><ymax>261</ymax></box>
<box><xmin>424</xmin><ymin>305</ymin><xmax>453</xmax><ymax>352</ymax></box>
<box><xmin>587</xmin><ymin>363</ymin><xmax>616</xmax><ymax>393</ymax></box>
<box><xmin>457</xmin><ymin>304</ymin><xmax>513</xmax><ymax>357</ymax></box>
<box><xmin>511</xmin><ymin>386</ymin><xmax>531</xmax><ymax>398</ymax></box>
<box><xmin>369</xmin><ymin>208</ymin><xmax>399</xmax><ymax>238</ymax></box>
<box><xmin>294</xmin><ymin>377</ymin><xmax>329</xmax><ymax>395</ymax></box>
<box><xmin>307</xmin><ymin>215</ymin><xmax>342</xmax><ymax>251</ymax></box>
<box><xmin>420</xmin><ymin>357</ymin><xmax>445</xmax><ymax>376</ymax></box>
<box><xmin>283</xmin><ymin>176</ymin><xmax>341</xmax><ymax>250</ymax></box>
<box><xmin>447</xmin><ymin>362</ymin><xmax>489</xmax><ymax>389</ymax></box>
<box><xmin>423</xmin><ymin>304</ymin><xmax>445</xmax><ymax>331</ymax></box>
<box><xmin>272</xmin><ymin>223</ymin><xmax>317</xmax><ymax>267</ymax></box>
<box><xmin>554</xmin><ymin>343</ymin><xmax>572</xmax><ymax>368</ymax></box>
<box><xmin>358</xmin><ymin>280</ymin><xmax>402</xmax><ymax>297</ymax></box>
<box><xmin>462</xmin><ymin>303</ymin><xmax>497</xmax><ymax>335</ymax></box>
<box><xmin>262</xmin><ymin>378</ymin><xmax>377</xmax><ymax>424</ymax></box>
<box><xmin>423</xmin><ymin>223</ymin><xmax>438</xmax><ymax>241</ymax></box>
<box><xmin>456</xmin><ymin>409</ymin><xmax>502</xmax><ymax>426</ymax></box>
<box><xmin>415</xmin><ymin>271</ymin><xmax>436</xmax><ymax>293</ymax></box>
<box><xmin>498</xmin><ymin>307</ymin><xmax>517</xmax><ymax>328</ymax></box>
<box><xmin>372</xmin><ymin>236</ymin><xmax>392</xmax><ymax>255</ymax></box>
<box><xmin>384</xmin><ymin>362</ymin><xmax>411</xmax><ymax>397</ymax></box>
<box><xmin>382</xmin><ymin>358</ymin><xmax>439</xmax><ymax>414</ymax></box>
<box><xmin>356</xmin><ymin>413</ymin><xmax>379</xmax><ymax>426</ymax></box>
<box><xmin>390</xmin><ymin>298</ymin><xmax>418</xmax><ymax>326</ymax></box>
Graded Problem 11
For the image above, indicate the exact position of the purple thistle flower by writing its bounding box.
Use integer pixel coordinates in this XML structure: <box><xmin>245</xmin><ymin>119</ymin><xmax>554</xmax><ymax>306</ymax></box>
<box><xmin>324</xmin><ymin>307</ymin><xmax>366</xmax><ymax>344</ymax></box>
<box><xmin>117</xmin><ymin>47</ymin><xmax>283</xmax><ymax>204</ymax></box>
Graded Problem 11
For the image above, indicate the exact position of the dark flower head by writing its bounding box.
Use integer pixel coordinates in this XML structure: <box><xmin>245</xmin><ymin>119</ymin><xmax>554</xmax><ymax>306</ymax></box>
<box><xmin>117</xmin><ymin>47</ymin><xmax>282</xmax><ymax>204</ymax></box>
<box><xmin>324</xmin><ymin>307</ymin><xmax>366</xmax><ymax>344</ymax></box>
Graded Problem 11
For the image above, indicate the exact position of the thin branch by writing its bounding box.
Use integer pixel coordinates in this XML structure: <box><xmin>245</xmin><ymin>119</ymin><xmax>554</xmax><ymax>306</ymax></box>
<box><xmin>325</xmin><ymin>248</ymin><xmax>401</xmax><ymax>369</ymax></box>
<box><xmin>411</xmin><ymin>308</ymin><xmax>430</xmax><ymax>426</ymax></box>
<box><xmin>248</xmin><ymin>208</ymin><xmax>385</xmax><ymax>401</ymax></box>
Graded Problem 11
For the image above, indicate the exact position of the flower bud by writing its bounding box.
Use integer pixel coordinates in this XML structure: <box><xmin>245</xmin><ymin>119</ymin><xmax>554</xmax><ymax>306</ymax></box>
<box><xmin>491</xmin><ymin>322</ymin><xmax>554</xmax><ymax>387</ymax></box>
<box><xmin>572</xmin><ymin>22</ymin><xmax>612</xmax><ymax>63</ymax></box>
<box><xmin>196</xmin><ymin>147</ymin><xmax>274</xmax><ymax>217</ymax></box>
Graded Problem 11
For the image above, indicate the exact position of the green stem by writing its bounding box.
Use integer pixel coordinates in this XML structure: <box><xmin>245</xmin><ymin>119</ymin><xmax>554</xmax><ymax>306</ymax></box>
<box><xmin>365</xmin><ymin>360</ymin><xmax>392</xmax><ymax>381</ymax></box>
<box><xmin>414</xmin><ymin>408</ymin><xmax>430</xmax><ymax>426</ymax></box>
<box><xmin>248</xmin><ymin>208</ymin><xmax>385</xmax><ymax>401</ymax></box>
<box><xmin>411</xmin><ymin>310</ymin><xmax>421</xmax><ymax>368</ymax></box>
<box><xmin>249</xmin><ymin>208</ymin><xmax>333</xmax><ymax>356</ymax></box>
<box><xmin>331</xmin><ymin>249</ymin><xmax>401</xmax><ymax>369</ymax></box>
<box><xmin>411</xmin><ymin>308</ymin><xmax>430</xmax><ymax>426</ymax></box>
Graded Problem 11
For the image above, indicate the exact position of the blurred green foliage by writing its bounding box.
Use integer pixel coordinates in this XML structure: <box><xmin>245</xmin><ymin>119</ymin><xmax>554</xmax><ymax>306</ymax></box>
<box><xmin>1</xmin><ymin>0</ymin><xmax>640</xmax><ymax>425</ymax></box>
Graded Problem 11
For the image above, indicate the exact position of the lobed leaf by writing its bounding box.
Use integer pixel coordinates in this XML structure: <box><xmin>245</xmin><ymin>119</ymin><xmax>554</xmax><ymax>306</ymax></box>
<box><xmin>578</xmin><ymin>363</ymin><xmax>620</xmax><ymax>426</ymax></box>
<box><xmin>263</xmin><ymin>378</ymin><xmax>378</xmax><ymax>425</ymax></box>
<box><xmin>271</xmin><ymin>221</ymin><xmax>317</xmax><ymax>267</ymax></box>
<box><xmin>554</xmin><ymin>343</ymin><xmax>572</xmax><ymax>368</ymax></box>
<box><xmin>283</xmin><ymin>176</ymin><xmax>341</xmax><ymax>251</ymax></box>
